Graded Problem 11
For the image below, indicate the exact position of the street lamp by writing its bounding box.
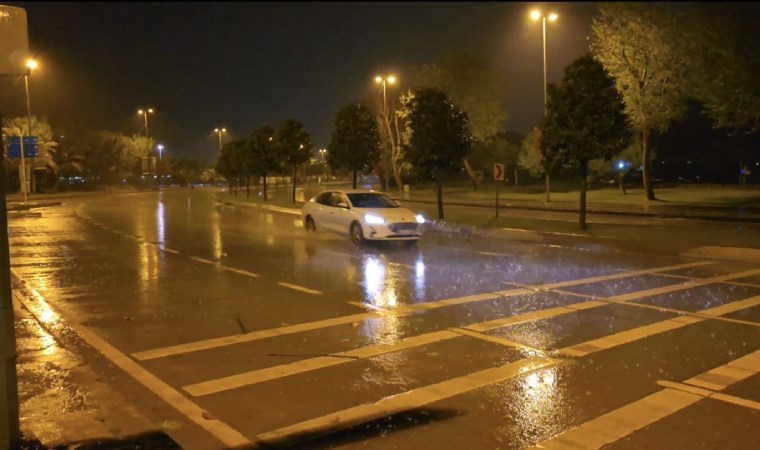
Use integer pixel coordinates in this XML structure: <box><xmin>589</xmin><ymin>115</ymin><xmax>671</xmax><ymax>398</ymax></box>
<box><xmin>374</xmin><ymin>74</ymin><xmax>396</xmax><ymax>118</ymax></box>
<box><xmin>530</xmin><ymin>9</ymin><xmax>557</xmax><ymax>202</ymax></box>
<box><xmin>530</xmin><ymin>10</ymin><xmax>558</xmax><ymax>116</ymax></box>
<box><xmin>157</xmin><ymin>144</ymin><xmax>164</xmax><ymax>160</ymax></box>
<box><xmin>375</xmin><ymin>74</ymin><xmax>397</xmax><ymax>191</ymax></box>
<box><xmin>19</xmin><ymin>58</ymin><xmax>37</xmax><ymax>203</ymax></box>
<box><xmin>137</xmin><ymin>108</ymin><xmax>154</xmax><ymax>182</ymax></box>
<box><xmin>214</xmin><ymin>127</ymin><xmax>226</xmax><ymax>150</ymax></box>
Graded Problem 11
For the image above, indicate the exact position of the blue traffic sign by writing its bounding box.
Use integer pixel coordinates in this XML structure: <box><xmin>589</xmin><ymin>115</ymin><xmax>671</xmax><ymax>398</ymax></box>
<box><xmin>5</xmin><ymin>136</ymin><xmax>38</xmax><ymax>158</ymax></box>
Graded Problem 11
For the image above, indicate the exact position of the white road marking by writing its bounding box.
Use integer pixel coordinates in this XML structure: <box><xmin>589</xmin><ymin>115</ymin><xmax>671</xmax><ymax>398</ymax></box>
<box><xmin>221</xmin><ymin>265</ymin><xmax>260</xmax><ymax>278</ymax></box>
<box><xmin>277</xmin><ymin>282</ymin><xmax>322</xmax><ymax>295</ymax></box>
<box><xmin>530</xmin><ymin>349</ymin><xmax>760</xmax><ymax>450</ymax></box>
<box><xmin>132</xmin><ymin>312</ymin><xmax>384</xmax><ymax>361</ymax></box>
<box><xmin>469</xmin><ymin>268</ymin><xmax>760</xmax><ymax>333</ymax></box>
<box><xmin>11</xmin><ymin>270</ymin><xmax>251</xmax><ymax>449</ymax></box>
<box><xmin>658</xmin><ymin>380</ymin><xmax>760</xmax><ymax>412</ymax></box>
<box><xmin>449</xmin><ymin>327</ymin><xmax>545</xmax><ymax>354</ymax></box>
<box><xmin>184</xmin><ymin>330</ymin><xmax>459</xmax><ymax>396</ymax></box>
<box><xmin>162</xmin><ymin>248</ymin><xmax>180</xmax><ymax>255</ymax></box>
<box><xmin>130</xmin><ymin>260</ymin><xmax>714</xmax><ymax>361</ymax></box>
<box><xmin>255</xmin><ymin>356</ymin><xmax>557</xmax><ymax>448</ymax></box>
<box><xmin>528</xmin><ymin>389</ymin><xmax>701</xmax><ymax>450</ymax></box>
<box><xmin>189</xmin><ymin>256</ymin><xmax>217</xmax><ymax>265</ymax></box>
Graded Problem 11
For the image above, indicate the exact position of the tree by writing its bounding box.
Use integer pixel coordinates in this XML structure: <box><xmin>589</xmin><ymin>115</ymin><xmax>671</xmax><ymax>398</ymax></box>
<box><xmin>245</xmin><ymin>125</ymin><xmax>280</xmax><ymax>201</ymax></box>
<box><xmin>415</xmin><ymin>51</ymin><xmax>508</xmax><ymax>190</ymax></box>
<box><xmin>541</xmin><ymin>55</ymin><xmax>630</xmax><ymax>231</ymax></box>
<box><xmin>2</xmin><ymin>116</ymin><xmax>59</xmax><ymax>192</ymax></box>
<box><xmin>327</xmin><ymin>103</ymin><xmax>381</xmax><ymax>189</ymax></box>
<box><xmin>681</xmin><ymin>4</ymin><xmax>760</xmax><ymax>133</ymax></box>
<box><xmin>400</xmin><ymin>87</ymin><xmax>472</xmax><ymax>220</ymax></box>
<box><xmin>277</xmin><ymin>119</ymin><xmax>313</xmax><ymax>203</ymax></box>
<box><xmin>591</xmin><ymin>3</ymin><xmax>687</xmax><ymax>201</ymax></box>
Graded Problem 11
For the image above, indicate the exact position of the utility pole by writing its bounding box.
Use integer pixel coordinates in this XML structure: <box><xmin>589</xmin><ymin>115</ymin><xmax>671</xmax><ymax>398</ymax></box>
<box><xmin>0</xmin><ymin>114</ymin><xmax>21</xmax><ymax>450</ymax></box>
<box><xmin>0</xmin><ymin>5</ymin><xmax>27</xmax><ymax>447</ymax></box>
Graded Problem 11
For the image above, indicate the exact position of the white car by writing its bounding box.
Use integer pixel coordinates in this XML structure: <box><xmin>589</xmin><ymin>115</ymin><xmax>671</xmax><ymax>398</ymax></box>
<box><xmin>302</xmin><ymin>189</ymin><xmax>425</xmax><ymax>245</ymax></box>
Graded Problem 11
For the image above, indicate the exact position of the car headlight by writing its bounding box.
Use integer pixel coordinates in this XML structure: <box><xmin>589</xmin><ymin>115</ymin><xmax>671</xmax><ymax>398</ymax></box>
<box><xmin>364</xmin><ymin>214</ymin><xmax>385</xmax><ymax>225</ymax></box>
<box><xmin>415</xmin><ymin>214</ymin><xmax>425</xmax><ymax>224</ymax></box>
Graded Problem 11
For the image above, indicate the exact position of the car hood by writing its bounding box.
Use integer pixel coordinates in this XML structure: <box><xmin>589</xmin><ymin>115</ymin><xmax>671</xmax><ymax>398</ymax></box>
<box><xmin>357</xmin><ymin>207</ymin><xmax>418</xmax><ymax>222</ymax></box>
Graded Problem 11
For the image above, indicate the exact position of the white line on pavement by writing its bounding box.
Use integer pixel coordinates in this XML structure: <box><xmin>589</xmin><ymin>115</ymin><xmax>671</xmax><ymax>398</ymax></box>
<box><xmin>277</xmin><ymin>282</ymin><xmax>322</xmax><ymax>295</ymax></box>
<box><xmin>183</xmin><ymin>330</ymin><xmax>459</xmax><ymax>396</ymax></box>
<box><xmin>130</xmin><ymin>260</ymin><xmax>714</xmax><ymax>361</ymax></box>
<box><xmin>10</xmin><ymin>270</ymin><xmax>252</xmax><ymax>449</ymax></box>
<box><xmin>221</xmin><ymin>265</ymin><xmax>260</xmax><ymax>278</ymax></box>
<box><xmin>530</xmin><ymin>349</ymin><xmax>760</xmax><ymax>450</ymax></box>
<box><xmin>255</xmin><ymin>356</ymin><xmax>557</xmax><ymax>448</ymax></box>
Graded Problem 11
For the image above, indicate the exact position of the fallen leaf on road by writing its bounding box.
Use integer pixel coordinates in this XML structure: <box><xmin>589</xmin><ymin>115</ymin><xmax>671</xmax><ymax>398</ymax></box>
<box><xmin>202</xmin><ymin>411</ymin><xmax>215</xmax><ymax>420</ymax></box>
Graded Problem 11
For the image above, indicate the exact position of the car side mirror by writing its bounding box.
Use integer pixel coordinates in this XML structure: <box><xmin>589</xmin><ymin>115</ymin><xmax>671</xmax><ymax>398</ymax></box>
<box><xmin>337</xmin><ymin>201</ymin><xmax>349</xmax><ymax>209</ymax></box>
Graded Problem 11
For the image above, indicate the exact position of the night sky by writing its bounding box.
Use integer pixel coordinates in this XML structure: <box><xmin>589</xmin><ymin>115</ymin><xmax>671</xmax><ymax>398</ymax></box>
<box><xmin>1</xmin><ymin>2</ymin><xmax>595</xmax><ymax>163</ymax></box>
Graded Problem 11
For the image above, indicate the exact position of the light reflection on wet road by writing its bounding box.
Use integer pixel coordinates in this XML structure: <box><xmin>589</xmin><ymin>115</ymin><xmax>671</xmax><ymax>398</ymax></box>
<box><xmin>9</xmin><ymin>188</ymin><xmax>760</xmax><ymax>450</ymax></box>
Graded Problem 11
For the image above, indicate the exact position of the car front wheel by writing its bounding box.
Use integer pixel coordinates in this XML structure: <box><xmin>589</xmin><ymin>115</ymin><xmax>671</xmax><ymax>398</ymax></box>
<box><xmin>305</xmin><ymin>216</ymin><xmax>316</xmax><ymax>232</ymax></box>
<box><xmin>350</xmin><ymin>222</ymin><xmax>364</xmax><ymax>245</ymax></box>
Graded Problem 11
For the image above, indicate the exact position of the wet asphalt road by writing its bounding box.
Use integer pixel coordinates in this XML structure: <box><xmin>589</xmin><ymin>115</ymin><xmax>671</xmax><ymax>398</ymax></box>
<box><xmin>8</xmin><ymin>188</ymin><xmax>760</xmax><ymax>450</ymax></box>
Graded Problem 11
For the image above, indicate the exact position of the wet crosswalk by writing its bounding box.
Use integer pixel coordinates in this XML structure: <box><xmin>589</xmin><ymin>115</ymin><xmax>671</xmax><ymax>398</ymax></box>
<box><xmin>8</xmin><ymin>194</ymin><xmax>760</xmax><ymax>449</ymax></box>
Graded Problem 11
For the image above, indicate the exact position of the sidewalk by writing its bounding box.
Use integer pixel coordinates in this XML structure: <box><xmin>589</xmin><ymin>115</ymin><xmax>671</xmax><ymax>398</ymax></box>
<box><xmin>13</xmin><ymin>294</ymin><xmax>179</xmax><ymax>449</ymax></box>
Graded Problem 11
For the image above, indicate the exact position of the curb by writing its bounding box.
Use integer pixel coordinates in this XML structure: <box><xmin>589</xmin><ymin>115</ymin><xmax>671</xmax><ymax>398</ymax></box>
<box><xmin>392</xmin><ymin>197</ymin><xmax>760</xmax><ymax>223</ymax></box>
<box><xmin>680</xmin><ymin>246</ymin><xmax>760</xmax><ymax>264</ymax></box>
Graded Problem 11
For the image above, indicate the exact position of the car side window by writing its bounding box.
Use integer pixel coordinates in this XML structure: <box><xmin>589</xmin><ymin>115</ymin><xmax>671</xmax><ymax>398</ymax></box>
<box><xmin>331</xmin><ymin>193</ymin><xmax>348</xmax><ymax>208</ymax></box>
<box><xmin>315</xmin><ymin>192</ymin><xmax>332</xmax><ymax>206</ymax></box>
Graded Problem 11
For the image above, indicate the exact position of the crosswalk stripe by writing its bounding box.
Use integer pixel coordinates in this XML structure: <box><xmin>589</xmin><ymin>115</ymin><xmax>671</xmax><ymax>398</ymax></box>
<box><xmin>255</xmin><ymin>356</ymin><xmax>557</xmax><ymax>448</ymax></box>
<box><xmin>469</xmin><ymin>268</ymin><xmax>760</xmax><ymax>334</ymax></box>
<box><xmin>530</xmin><ymin>349</ymin><xmax>760</xmax><ymax>449</ymax></box>
<box><xmin>130</xmin><ymin>260</ymin><xmax>716</xmax><ymax>361</ymax></box>
<box><xmin>183</xmin><ymin>330</ymin><xmax>459</xmax><ymax>396</ymax></box>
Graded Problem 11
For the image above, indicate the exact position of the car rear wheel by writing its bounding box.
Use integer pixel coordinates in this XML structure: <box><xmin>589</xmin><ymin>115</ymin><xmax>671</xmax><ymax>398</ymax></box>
<box><xmin>305</xmin><ymin>216</ymin><xmax>316</xmax><ymax>232</ymax></box>
<box><xmin>350</xmin><ymin>222</ymin><xmax>364</xmax><ymax>245</ymax></box>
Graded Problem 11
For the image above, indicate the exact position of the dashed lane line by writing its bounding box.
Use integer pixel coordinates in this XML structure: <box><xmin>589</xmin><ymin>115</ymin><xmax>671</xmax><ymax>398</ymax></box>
<box><xmin>130</xmin><ymin>260</ymin><xmax>713</xmax><ymax>361</ymax></box>
<box><xmin>189</xmin><ymin>256</ymin><xmax>217</xmax><ymax>265</ymax></box>
<box><xmin>277</xmin><ymin>282</ymin><xmax>322</xmax><ymax>295</ymax></box>
<box><xmin>10</xmin><ymin>269</ymin><xmax>252</xmax><ymax>449</ymax></box>
<box><xmin>529</xmin><ymin>349</ymin><xmax>760</xmax><ymax>450</ymax></box>
<box><xmin>220</xmin><ymin>265</ymin><xmax>260</xmax><ymax>278</ymax></box>
<box><xmin>255</xmin><ymin>356</ymin><xmax>558</xmax><ymax>448</ymax></box>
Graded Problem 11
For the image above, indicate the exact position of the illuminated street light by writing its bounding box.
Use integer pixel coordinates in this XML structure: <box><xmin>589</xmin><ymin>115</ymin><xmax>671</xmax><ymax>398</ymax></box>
<box><xmin>214</xmin><ymin>127</ymin><xmax>226</xmax><ymax>150</ymax></box>
<box><xmin>530</xmin><ymin>9</ymin><xmax>558</xmax><ymax>203</ymax></box>
<box><xmin>374</xmin><ymin>74</ymin><xmax>397</xmax><ymax>118</ymax></box>
<box><xmin>157</xmin><ymin>144</ymin><xmax>164</xmax><ymax>160</ymax></box>
<box><xmin>19</xmin><ymin>58</ymin><xmax>38</xmax><ymax>203</ymax></box>
<box><xmin>138</xmin><ymin>107</ymin><xmax>155</xmax><ymax>187</ymax></box>
<box><xmin>374</xmin><ymin>74</ymin><xmax>397</xmax><ymax>191</ymax></box>
<box><xmin>529</xmin><ymin>10</ymin><xmax>558</xmax><ymax>116</ymax></box>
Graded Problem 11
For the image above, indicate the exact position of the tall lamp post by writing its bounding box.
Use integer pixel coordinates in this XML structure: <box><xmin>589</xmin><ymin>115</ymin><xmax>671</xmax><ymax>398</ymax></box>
<box><xmin>138</xmin><ymin>108</ymin><xmax>154</xmax><ymax>187</ymax></box>
<box><xmin>214</xmin><ymin>127</ymin><xmax>226</xmax><ymax>150</ymax></box>
<box><xmin>374</xmin><ymin>74</ymin><xmax>396</xmax><ymax>191</ymax></box>
<box><xmin>530</xmin><ymin>9</ymin><xmax>557</xmax><ymax>203</ymax></box>
<box><xmin>19</xmin><ymin>59</ymin><xmax>37</xmax><ymax>203</ymax></box>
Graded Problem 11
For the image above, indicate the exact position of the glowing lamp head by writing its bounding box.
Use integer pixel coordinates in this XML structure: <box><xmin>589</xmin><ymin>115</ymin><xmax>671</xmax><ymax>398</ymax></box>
<box><xmin>530</xmin><ymin>10</ymin><xmax>541</xmax><ymax>20</ymax></box>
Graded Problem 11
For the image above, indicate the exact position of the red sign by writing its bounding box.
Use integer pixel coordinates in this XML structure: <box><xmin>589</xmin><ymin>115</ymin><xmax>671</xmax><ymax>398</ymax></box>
<box><xmin>494</xmin><ymin>163</ymin><xmax>505</xmax><ymax>181</ymax></box>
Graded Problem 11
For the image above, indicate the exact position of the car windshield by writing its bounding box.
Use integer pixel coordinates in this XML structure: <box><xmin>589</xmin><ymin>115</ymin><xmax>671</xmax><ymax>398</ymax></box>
<box><xmin>347</xmin><ymin>193</ymin><xmax>398</xmax><ymax>208</ymax></box>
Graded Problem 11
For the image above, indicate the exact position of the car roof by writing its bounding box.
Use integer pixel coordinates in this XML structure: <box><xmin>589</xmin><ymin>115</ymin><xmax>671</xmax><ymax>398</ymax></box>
<box><xmin>323</xmin><ymin>189</ymin><xmax>387</xmax><ymax>195</ymax></box>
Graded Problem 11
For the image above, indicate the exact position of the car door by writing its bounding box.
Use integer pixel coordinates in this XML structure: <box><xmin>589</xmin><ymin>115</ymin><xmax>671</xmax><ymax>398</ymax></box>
<box><xmin>309</xmin><ymin>192</ymin><xmax>334</xmax><ymax>231</ymax></box>
<box><xmin>330</xmin><ymin>192</ymin><xmax>355</xmax><ymax>236</ymax></box>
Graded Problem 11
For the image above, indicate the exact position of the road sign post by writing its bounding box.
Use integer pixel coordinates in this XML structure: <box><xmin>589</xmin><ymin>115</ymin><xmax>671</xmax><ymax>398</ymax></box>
<box><xmin>494</xmin><ymin>163</ymin><xmax>505</xmax><ymax>219</ymax></box>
